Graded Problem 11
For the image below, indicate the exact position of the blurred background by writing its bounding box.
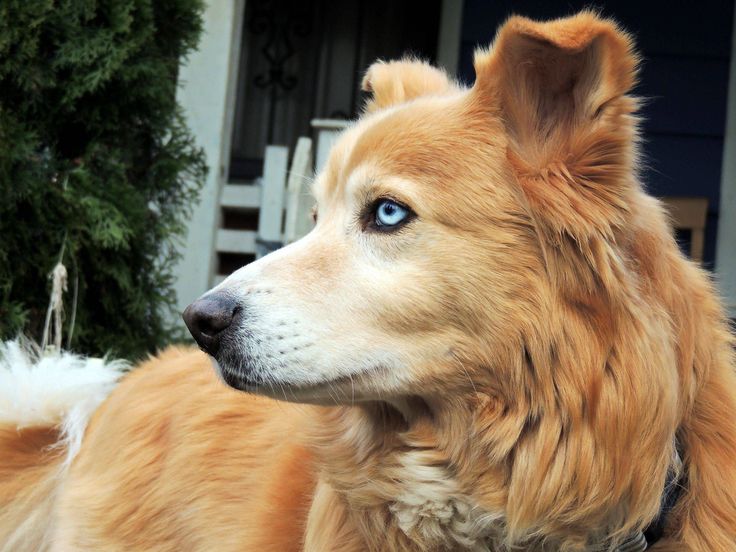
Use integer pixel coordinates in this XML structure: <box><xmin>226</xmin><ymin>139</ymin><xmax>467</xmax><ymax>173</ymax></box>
<box><xmin>1</xmin><ymin>0</ymin><xmax>734</xmax><ymax>358</ymax></box>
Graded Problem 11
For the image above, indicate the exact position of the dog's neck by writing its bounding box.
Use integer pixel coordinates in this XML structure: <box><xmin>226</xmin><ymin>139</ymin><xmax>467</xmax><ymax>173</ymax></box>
<box><xmin>304</xmin><ymin>395</ymin><xmax>651</xmax><ymax>551</ymax></box>
<box><xmin>304</xmin><ymin>399</ymin><xmax>507</xmax><ymax>551</ymax></box>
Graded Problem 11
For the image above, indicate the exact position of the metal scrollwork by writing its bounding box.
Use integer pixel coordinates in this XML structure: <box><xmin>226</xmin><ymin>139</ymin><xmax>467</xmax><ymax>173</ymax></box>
<box><xmin>249</xmin><ymin>0</ymin><xmax>311</xmax><ymax>93</ymax></box>
<box><xmin>248</xmin><ymin>0</ymin><xmax>312</xmax><ymax>144</ymax></box>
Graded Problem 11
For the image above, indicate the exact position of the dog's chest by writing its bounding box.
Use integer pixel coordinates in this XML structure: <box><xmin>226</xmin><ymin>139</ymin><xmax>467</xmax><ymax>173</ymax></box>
<box><xmin>383</xmin><ymin>450</ymin><xmax>502</xmax><ymax>551</ymax></box>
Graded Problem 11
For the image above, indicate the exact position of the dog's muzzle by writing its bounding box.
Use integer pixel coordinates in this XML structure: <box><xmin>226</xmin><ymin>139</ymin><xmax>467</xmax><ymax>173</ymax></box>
<box><xmin>183</xmin><ymin>293</ymin><xmax>239</xmax><ymax>356</ymax></box>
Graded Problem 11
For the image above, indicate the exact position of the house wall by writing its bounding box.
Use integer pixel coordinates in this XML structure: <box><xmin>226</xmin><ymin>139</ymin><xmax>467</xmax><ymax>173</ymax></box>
<box><xmin>173</xmin><ymin>0</ymin><xmax>245</xmax><ymax>312</ymax></box>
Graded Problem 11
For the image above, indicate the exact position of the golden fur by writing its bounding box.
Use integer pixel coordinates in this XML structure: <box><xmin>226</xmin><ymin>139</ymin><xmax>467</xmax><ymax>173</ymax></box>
<box><xmin>2</xmin><ymin>11</ymin><xmax>735</xmax><ymax>551</ymax></box>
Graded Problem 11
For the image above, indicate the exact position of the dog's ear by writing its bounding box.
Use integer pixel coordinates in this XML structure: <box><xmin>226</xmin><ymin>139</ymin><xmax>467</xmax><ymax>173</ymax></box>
<box><xmin>474</xmin><ymin>11</ymin><xmax>640</xmax><ymax>236</ymax></box>
<box><xmin>361</xmin><ymin>59</ymin><xmax>456</xmax><ymax>113</ymax></box>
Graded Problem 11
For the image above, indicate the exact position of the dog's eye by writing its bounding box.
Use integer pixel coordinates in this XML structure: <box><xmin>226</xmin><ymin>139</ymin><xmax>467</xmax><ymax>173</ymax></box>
<box><xmin>373</xmin><ymin>199</ymin><xmax>412</xmax><ymax>230</ymax></box>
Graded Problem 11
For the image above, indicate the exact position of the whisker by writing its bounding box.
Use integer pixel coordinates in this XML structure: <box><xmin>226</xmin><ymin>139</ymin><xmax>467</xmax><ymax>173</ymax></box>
<box><xmin>278</xmin><ymin>380</ymin><xmax>289</xmax><ymax>403</ymax></box>
<box><xmin>329</xmin><ymin>381</ymin><xmax>342</xmax><ymax>406</ymax></box>
<box><xmin>286</xmin><ymin>170</ymin><xmax>316</xmax><ymax>186</ymax></box>
<box><xmin>350</xmin><ymin>373</ymin><xmax>355</xmax><ymax>407</ymax></box>
<box><xmin>461</xmin><ymin>364</ymin><xmax>478</xmax><ymax>394</ymax></box>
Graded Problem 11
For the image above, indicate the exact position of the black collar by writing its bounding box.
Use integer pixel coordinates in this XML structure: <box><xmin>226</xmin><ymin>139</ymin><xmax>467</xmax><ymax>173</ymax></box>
<box><xmin>642</xmin><ymin>467</ymin><xmax>684</xmax><ymax>546</ymax></box>
<box><xmin>597</xmin><ymin>444</ymin><xmax>684</xmax><ymax>550</ymax></box>
<box><xmin>642</xmin><ymin>444</ymin><xmax>684</xmax><ymax>547</ymax></box>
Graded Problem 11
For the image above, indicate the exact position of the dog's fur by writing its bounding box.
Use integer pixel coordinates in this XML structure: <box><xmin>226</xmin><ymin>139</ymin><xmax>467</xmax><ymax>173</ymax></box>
<box><xmin>2</xmin><ymin>11</ymin><xmax>736</xmax><ymax>551</ymax></box>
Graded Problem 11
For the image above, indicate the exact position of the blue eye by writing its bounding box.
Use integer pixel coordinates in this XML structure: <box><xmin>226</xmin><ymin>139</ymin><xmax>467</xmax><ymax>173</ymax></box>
<box><xmin>375</xmin><ymin>199</ymin><xmax>410</xmax><ymax>228</ymax></box>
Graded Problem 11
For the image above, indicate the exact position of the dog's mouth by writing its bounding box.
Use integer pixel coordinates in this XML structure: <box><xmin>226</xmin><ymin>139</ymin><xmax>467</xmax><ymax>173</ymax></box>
<box><xmin>215</xmin><ymin>358</ymin><xmax>429</xmax><ymax>430</ymax></box>
<box><xmin>213</xmin><ymin>357</ymin><xmax>390</xmax><ymax>405</ymax></box>
<box><xmin>216</xmin><ymin>363</ymin><xmax>265</xmax><ymax>392</ymax></box>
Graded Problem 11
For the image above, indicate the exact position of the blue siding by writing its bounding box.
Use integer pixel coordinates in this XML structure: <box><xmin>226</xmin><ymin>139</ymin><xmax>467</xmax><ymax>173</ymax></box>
<box><xmin>458</xmin><ymin>0</ymin><xmax>734</xmax><ymax>266</ymax></box>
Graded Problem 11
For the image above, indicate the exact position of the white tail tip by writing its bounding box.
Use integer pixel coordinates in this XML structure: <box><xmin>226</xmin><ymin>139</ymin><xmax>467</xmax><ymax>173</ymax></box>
<box><xmin>0</xmin><ymin>339</ymin><xmax>127</xmax><ymax>465</ymax></box>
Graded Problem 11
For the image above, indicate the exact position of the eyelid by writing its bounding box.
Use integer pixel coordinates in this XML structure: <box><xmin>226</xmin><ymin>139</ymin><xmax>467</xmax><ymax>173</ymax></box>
<box><xmin>370</xmin><ymin>194</ymin><xmax>412</xmax><ymax>212</ymax></box>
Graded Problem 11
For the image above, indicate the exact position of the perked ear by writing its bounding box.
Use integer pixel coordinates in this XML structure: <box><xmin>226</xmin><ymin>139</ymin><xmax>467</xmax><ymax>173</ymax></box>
<box><xmin>361</xmin><ymin>59</ymin><xmax>457</xmax><ymax>113</ymax></box>
<box><xmin>474</xmin><ymin>11</ymin><xmax>640</xmax><ymax>236</ymax></box>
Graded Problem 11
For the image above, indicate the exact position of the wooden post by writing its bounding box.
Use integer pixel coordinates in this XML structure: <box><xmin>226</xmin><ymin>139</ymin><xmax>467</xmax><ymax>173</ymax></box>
<box><xmin>716</xmin><ymin>7</ymin><xmax>736</xmax><ymax>318</ymax></box>
<box><xmin>257</xmin><ymin>145</ymin><xmax>289</xmax><ymax>259</ymax></box>
<box><xmin>311</xmin><ymin>118</ymin><xmax>350</xmax><ymax>172</ymax></box>
<box><xmin>437</xmin><ymin>0</ymin><xmax>464</xmax><ymax>75</ymax></box>
<box><xmin>284</xmin><ymin>137</ymin><xmax>314</xmax><ymax>244</ymax></box>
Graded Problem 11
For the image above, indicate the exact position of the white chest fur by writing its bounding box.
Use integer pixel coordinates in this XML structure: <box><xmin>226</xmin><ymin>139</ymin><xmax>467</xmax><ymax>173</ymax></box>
<box><xmin>385</xmin><ymin>450</ymin><xmax>502</xmax><ymax>551</ymax></box>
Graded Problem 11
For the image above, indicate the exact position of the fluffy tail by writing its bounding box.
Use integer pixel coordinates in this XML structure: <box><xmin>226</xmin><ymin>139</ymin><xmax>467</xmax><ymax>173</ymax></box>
<box><xmin>0</xmin><ymin>340</ymin><xmax>126</xmax><ymax>551</ymax></box>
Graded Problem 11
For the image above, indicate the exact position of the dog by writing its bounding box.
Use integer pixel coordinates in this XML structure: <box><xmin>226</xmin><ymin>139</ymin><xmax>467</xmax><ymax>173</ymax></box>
<box><xmin>2</xmin><ymin>10</ymin><xmax>735</xmax><ymax>551</ymax></box>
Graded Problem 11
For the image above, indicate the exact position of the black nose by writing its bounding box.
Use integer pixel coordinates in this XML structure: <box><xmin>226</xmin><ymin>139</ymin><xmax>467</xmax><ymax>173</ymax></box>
<box><xmin>182</xmin><ymin>294</ymin><xmax>239</xmax><ymax>355</ymax></box>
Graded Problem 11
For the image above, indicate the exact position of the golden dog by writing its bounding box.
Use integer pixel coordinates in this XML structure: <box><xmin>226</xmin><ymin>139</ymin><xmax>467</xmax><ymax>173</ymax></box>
<box><xmin>2</xmin><ymin>11</ymin><xmax>736</xmax><ymax>551</ymax></box>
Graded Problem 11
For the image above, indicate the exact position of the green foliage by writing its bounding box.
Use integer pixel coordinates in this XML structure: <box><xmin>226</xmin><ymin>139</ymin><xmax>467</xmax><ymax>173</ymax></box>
<box><xmin>0</xmin><ymin>0</ymin><xmax>207</xmax><ymax>359</ymax></box>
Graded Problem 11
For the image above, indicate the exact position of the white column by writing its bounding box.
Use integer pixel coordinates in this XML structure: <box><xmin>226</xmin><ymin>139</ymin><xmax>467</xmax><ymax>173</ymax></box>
<box><xmin>174</xmin><ymin>0</ymin><xmax>245</xmax><ymax>311</ymax></box>
<box><xmin>716</xmin><ymin>5</ymin><xmax>736</xmax><ymax>318</ymax></box>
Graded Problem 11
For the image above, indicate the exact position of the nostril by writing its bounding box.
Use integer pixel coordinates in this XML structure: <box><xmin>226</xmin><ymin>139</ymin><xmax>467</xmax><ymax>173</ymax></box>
<box><xmin>182</xmin><ymin>294</ymin><xmax>239</xmax><ymax>355</ymax></box>
<box><xmin>197</xmin><ymin>308</ymin><xmax>233</xmax><ymax>337</ymax></box>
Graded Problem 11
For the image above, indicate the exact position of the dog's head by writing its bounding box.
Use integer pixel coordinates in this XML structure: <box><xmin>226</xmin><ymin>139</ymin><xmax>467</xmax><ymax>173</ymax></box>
<box><xmin>185</xmin><ymin>11</ymin><xmax>643</xmax><ymax>408</ymax></box>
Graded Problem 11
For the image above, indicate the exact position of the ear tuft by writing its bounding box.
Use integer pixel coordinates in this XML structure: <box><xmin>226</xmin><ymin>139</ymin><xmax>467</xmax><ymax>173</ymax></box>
<box><xmin>361</xmin><ymin>59</ymin><xmax>457</xmax><ymax>113</ymax></box>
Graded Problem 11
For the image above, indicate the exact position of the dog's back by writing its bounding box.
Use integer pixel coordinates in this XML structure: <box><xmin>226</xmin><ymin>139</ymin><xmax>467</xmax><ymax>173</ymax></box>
<box><xmin>0</xmin><ymin>425</ymin><xmax>63</xmax><ymax>551</ymax></box>
<box><xmin>0</xmin><ymin>341</ymin><xmax>124</xmax><ymax>551</ymax></box>
<box><xmin>0</xmin><ymin>345</ymin><xmax>315</xmax><ymax>551</ymax></box>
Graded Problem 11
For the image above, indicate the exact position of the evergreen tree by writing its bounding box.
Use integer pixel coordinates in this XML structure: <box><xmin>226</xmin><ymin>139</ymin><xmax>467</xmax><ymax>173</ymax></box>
<box><xmin>0</xmin><ymin>0</ymin><xmax>207</xmax><ymax>359</ymax></box>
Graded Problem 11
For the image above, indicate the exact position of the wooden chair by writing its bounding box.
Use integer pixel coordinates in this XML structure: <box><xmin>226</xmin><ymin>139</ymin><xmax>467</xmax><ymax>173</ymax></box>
<box><xmin>660</xmin><ymin>197</ymin><xmax>708</xmax><ymax>262</ymax></box>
